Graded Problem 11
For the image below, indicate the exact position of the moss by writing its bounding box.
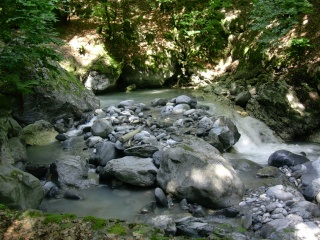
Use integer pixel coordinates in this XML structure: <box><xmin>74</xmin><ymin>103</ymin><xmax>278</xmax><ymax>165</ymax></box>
<box><xmin>83</xmin><ymin>216</ymin><xmax>107</xmax><ymax>230</ymax></box>
<box><xmin>44</xmin><ymin>213</ymin><xmax>77</xmax><ymax>224</ymax></box>
<box><xmin>181</xmin><ymin>144</ymin><xmax>193</xmax><ymax>152</ymax></box>
<box><xmin>24</xmin><ymin>209</ymin><xmax>43</xmax><ymax>218</ymax></box>
<box><xmin>108</xmin><ymin>223</ymin><xmax>127</xmax><ymax>236</ymax></box>
<box><xmin>0</xmin><ymin>204</ymin><xmax>7</xmax><ymax>210</ymax></box>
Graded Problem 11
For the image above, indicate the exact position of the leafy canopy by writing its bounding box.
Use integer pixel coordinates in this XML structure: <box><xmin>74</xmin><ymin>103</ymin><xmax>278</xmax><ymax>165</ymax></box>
<box><xmin>250</xmin><ymin>0</ymin><xmax>313</xmax><ymax>47</ymax></box>
<box><xmin>0</xmin><ymin>0</ymin><xmax>62</xmax><ymax>96</ymax></box>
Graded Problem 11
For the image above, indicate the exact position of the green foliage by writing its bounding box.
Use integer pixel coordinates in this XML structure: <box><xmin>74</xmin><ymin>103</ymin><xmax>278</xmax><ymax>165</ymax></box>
<box><xmin>44</xmin><ymin>213</ymin><xmax>77</xmax><ymax>224</ymax></box>
<box><xmin>0</xmin><ymin>204</ymin><xmax>8</xmax><ymax>210</ymax></box>
<box><xmin>0</xmin><ymin>0</ymin><xmax>62</xmax><ymax>97</ymax></box>
<box><xmin>250</xmin><ymin>0</ymin><xmax>313</xmax><ymax>47</ymax></box>
<box><xmin>288</xmin><ymin>37</ymin><xmax>311</xmax><ymax>57</ymax></box>
<box><xmin>83</xmin><ymin>215</ymin><xmax>107</xmax><ymax>230</ymax></box>
<box><xmin>108</xmin><ymin>223</ymin><xmax>127</xmax><ymax>235</ymax></box>
<box><xmin>168</xmin><ymin>0</ymin><xmax>231</xmax><ymax>71</ymax></box>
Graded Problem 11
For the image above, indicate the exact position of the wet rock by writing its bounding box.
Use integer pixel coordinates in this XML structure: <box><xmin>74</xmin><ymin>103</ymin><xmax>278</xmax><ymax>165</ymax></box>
<box><xmin>64</xmin><ymin>189</ymin><xmax>85</xmax><ymax>200</ymax></box>
<box><xmin>268</xmin><ymin>149</ymin><xmax>310</xmax><ymax>167</ymax></box>
<box><xmin>43</xmin><ymin>181</ymin><xmax>59</xmax><ymax>198</ymax></box>
<box><xmin>55</xmin><ymin>133</ymin><xmax>69</xmax><ymax>141</ymax></box>
<box><xmin>256</xmin><ymin>166</ymin><xmax>281</xmax><ymax>178</ymax></box>
<box><xmin>154</xmin><ymin>187</ymin><xmax>168</xmax><ymax>207</ymax></box>
<box><xmin>206</xmin><ymin>116</ymin><xmax>241</xmax><ymax>152</ymax></box>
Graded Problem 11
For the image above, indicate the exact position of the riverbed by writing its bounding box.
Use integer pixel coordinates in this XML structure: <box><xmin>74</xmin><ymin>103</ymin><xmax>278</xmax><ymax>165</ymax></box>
<box><xmin>28</xmin><ymin>89</ymin><xmax>320</xmax><ymax>222</ymax></box>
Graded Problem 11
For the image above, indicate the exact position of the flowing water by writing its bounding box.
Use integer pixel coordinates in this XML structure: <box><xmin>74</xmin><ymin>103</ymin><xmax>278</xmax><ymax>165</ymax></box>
<box><xmin>28</xmin><ymin>89</ymin><xmax>320</xmax><ymax>222</ymax></box>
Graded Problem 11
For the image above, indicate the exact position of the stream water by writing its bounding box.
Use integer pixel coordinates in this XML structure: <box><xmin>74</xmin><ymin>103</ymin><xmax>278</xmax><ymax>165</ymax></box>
<box><xmin>28</xmin><ymin>89</ymin><xmax>320</xmax><ymax>222</ymax></box>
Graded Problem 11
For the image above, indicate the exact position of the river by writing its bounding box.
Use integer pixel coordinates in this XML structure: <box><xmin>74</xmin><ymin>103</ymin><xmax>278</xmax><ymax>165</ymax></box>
<box><xmin>28</xmin><ymin>89</ymin><xmax>320</xmax><ymax>222</ymax></box>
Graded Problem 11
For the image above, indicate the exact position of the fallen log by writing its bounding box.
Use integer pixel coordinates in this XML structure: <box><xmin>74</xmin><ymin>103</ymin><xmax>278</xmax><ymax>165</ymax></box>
<box><xmin>119</xmin><ymin>126</ymin><xmax>143</xmax><ymax>143</ymax></box>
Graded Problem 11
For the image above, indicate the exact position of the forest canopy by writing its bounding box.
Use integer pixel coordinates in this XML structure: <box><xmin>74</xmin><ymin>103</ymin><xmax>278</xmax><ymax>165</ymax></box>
<box><xmin>0</xmin><ymin>0</ymin><xmax>316</xmax><ymax>98</ymax></box>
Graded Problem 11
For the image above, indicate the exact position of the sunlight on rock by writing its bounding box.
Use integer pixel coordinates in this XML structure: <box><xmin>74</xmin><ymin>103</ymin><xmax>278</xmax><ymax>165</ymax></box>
<box><xmin>286</xmin><ymin>90</ymin><xmax>306</xmax><ymax>116</ymax></box>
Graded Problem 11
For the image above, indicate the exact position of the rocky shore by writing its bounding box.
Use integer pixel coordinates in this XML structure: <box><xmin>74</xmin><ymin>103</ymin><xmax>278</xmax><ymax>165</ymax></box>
<box><xmin>1</xmin><ymin>94</ymin><xmax>320</xmax><ymax>239</ymax></box>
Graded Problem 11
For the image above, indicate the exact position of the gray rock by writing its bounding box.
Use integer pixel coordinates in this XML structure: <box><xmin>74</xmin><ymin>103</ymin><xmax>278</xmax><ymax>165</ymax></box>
<box><xmin>160</xmin><ymin>106</ymin><xmax>174</xmax><ymax>115</ymax></box>
<box><xmin>266</xmin><ymin>185</ymin><xmax>294</xmax><ymax>201</ymax></box>
<box><xmin>0</xmin><ymin>164</ymin><xmax>45</xmax><ymax>209</ymax></box>
<box><xmin>85</xmin><ymin>136</ymin><xmax>103</xmax><ymax>148</ymax></box>
<box><xmin>104</xmin><ymin>156</ymin><xmax>158</xmax><ymax>187</ymax></box>
<box><xmin>157</xmin><ymin>136</ymin><xmax>244</xmax><ymax>208</ymax></box>
<box><xmin>152</xmin><ymin>150</ymin><xmax>163</xmax><ymax>168</ymax></box>
<box><xmin>147</xmin><ymin>215</ymin><xmax>177</xmax><ymax>237</ymax></box>
<box><xmin>43</xmin><ymin>181</ymin><xmax>58</xmax><ymax>198</ymax></box>
<box><xmin>90</xmin><ymin>118</ymin><xmax>114</xmax><ymax>138</ymax></box>
<box><xmin>154</xmin><ymin>187</ymin><xmax>168</xmax><ymax>207</ymax></box>
<box><xmin>206</xmin><ymin>116</ymin><xmax>241</xmax><ymax>151</ymax></box>
<box><xmin>124</xmin><ymin>145</ymin><xmax>159</xmax><ymax>158</ymax></box>
<box><xmin>91</xmin><ymin>141</ymin><xmax>118</xmax><ymax>166</ymax></box>
<box><xmin>8</xmin><ymin>137</ymin><xmax>27</xmax><ymax>164</ymax></box>
<box><xmin>175</xmin><ymin>216</ymin><xmax>213</xmax><ymax>237</ymax></box>
<box><xmin>303</xmin><ymin>178</ymin><xmax>320</xmax><ymax>201</ymax></box>
<box><xmin>117</xmin><ymin>100</ymin><xmax>134</xmax><ymax>108</ymax></box>
<box><xmin>198</xmin><ymin>116</ymin><xmax>214</xmax><ymax>131</ymax></box>
<box><xmin>50</xmin><ymin>155</ymin><xmax>90</xmax><ymax>189</ymax></box>
<box><xmin>172</xmin><ymin>104</ymin><xmax>190</xmax><ymax>114</ymax></box>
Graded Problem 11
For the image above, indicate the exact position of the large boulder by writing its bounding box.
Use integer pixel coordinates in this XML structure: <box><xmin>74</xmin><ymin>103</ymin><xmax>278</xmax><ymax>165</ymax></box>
<box><xmin>12</xmin><ymin>63</ymin><xmax>100</xmax><ymax>125</ymax></box>
<box><xmin>20</xmin><ymin>120</ymin><xmax>58</xmax><ymax>145</ymax></box>
<box><xmin>157</xmin><ymin>136</ymin><xmax>245</xmax><ymax>208</ymax></box>
<box><xmin>268</xmin><ymin>150</ymin><xmax>310</xmax><ymax>167</ymax></box>
<box><xmin>0</xmin><ymin>164</ymin><xmax>45</xmax><ymax>209</ymax></box>
<box><xmin>104</xmin><ymin>156</ymin><xmax>158</xmax><ymax>187</ymax></box>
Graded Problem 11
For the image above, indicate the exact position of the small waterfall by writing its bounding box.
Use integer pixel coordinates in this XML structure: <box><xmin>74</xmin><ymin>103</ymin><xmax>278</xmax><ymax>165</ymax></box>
<box><xmin>226</xmin><ymin>112</ymin><xmax>320</xmax><ymax>165</ymax></box>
